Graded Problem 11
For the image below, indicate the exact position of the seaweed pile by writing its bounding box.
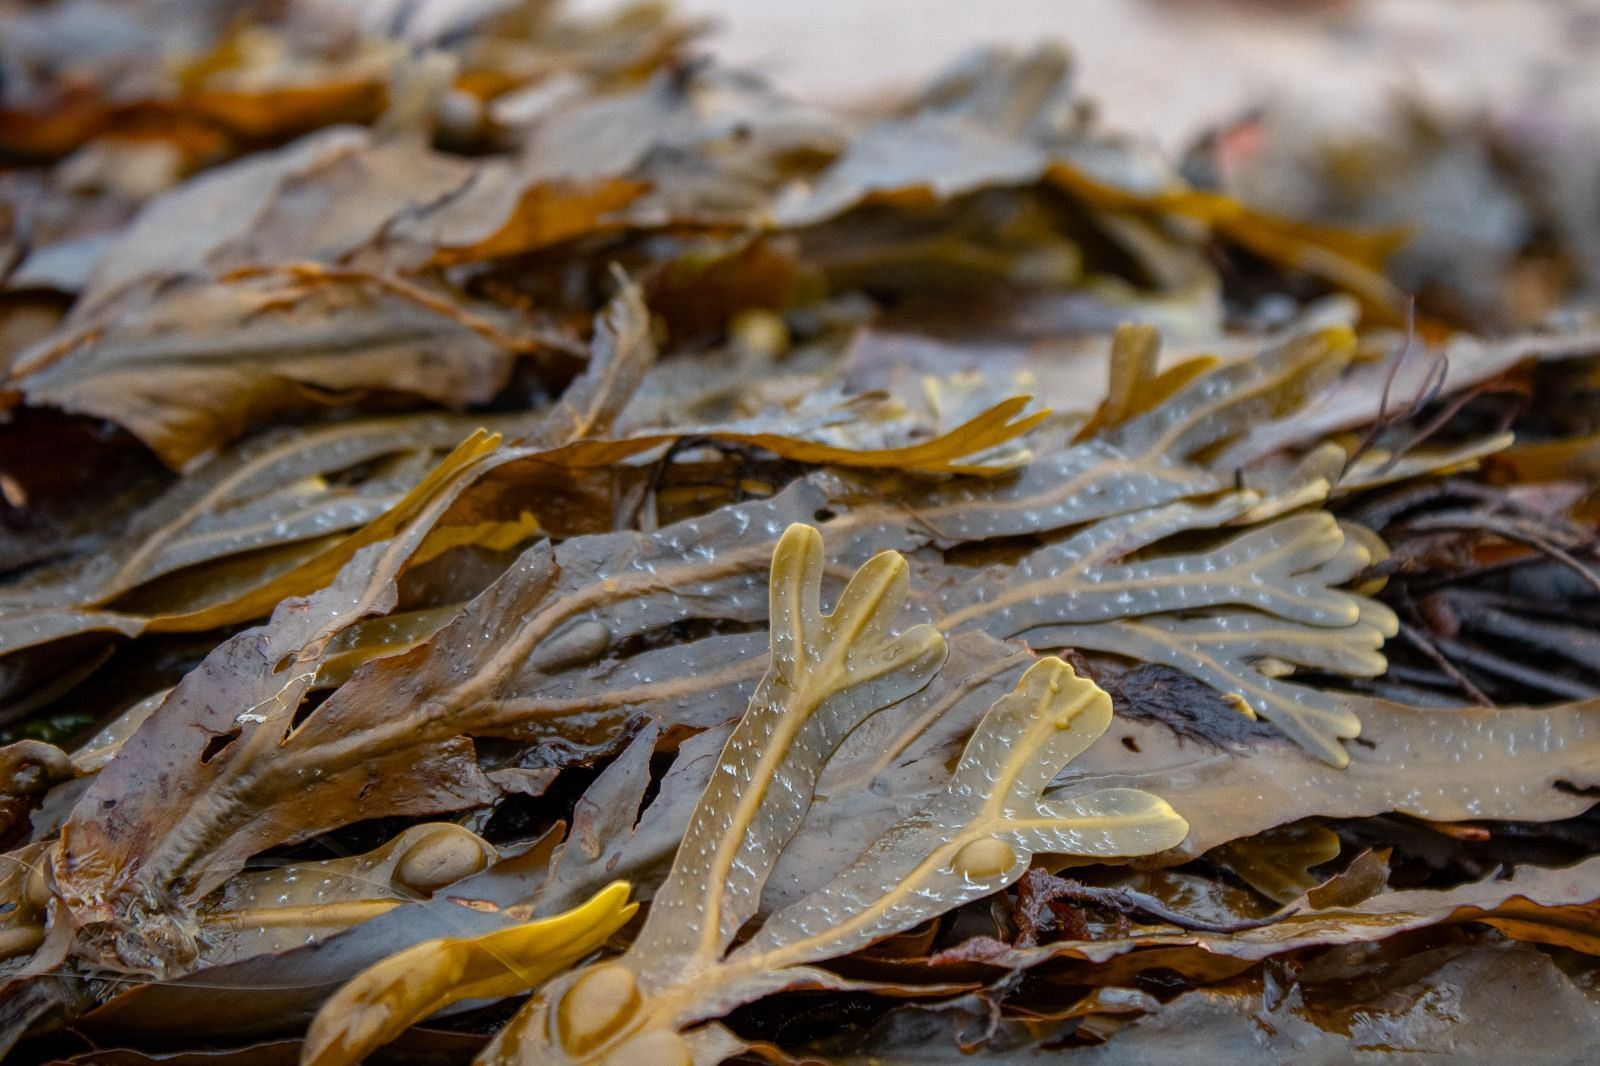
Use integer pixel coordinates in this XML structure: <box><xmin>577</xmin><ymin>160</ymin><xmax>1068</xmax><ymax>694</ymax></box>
<box><xmin>2</xmin><ymin>2</ymin><xmax>1600</xmax><ymax>1062</ymax></box>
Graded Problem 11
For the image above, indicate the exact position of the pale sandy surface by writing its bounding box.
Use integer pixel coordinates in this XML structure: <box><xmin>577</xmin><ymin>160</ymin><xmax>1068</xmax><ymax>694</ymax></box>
<box><xmin>573</xmin><ymin>0</ymin><xmax>1600</xmax><ymax>150</ymax></box>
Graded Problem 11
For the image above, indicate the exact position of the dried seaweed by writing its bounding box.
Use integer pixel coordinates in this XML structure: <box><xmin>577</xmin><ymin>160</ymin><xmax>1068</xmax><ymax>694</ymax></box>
<box><xmin>3</xmin><ymin>4</ymin><xmax>1600</xmax><ymax>1062</ymax></box>
<box><xmin>921</xmin><ymin>853</ymin><xmax>1600</xmax><ymax>977</ymax></box>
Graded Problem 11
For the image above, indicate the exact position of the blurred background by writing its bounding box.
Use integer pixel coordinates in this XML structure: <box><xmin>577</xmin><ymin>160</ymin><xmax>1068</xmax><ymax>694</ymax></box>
<box><xmin>567</xmin><ymin>0</ymin><xmax>1600</xmax><ymax>151</ymax></box>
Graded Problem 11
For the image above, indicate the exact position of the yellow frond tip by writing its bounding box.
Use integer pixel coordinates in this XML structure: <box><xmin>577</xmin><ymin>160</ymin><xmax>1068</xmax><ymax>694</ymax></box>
<box><xmin>1223</xmin><ymin>692</ymin><xmax>1258</xmax><ymax>720</ymax></box>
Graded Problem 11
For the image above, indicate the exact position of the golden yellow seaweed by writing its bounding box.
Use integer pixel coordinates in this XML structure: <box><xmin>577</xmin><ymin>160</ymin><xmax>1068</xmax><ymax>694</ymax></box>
<box><xmin>301</xmin><ymin>882</ymin><xmax>637</xmax><ymax>1066</ymax></box>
